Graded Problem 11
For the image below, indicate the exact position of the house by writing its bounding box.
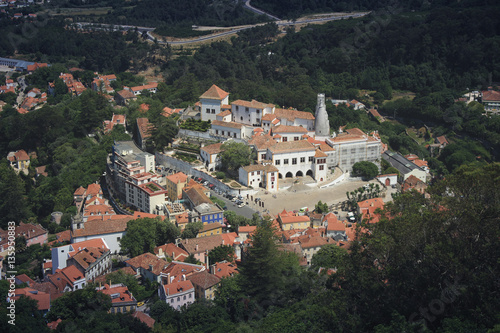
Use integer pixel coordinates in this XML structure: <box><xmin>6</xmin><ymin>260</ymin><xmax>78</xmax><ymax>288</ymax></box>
<box><xmin>0</xmin><ymin>222</ymin><xmax>47</xmax><ymax>247</ymax></box>
<box><xmin>125</xmin><ymin>253</ymin><xmax>168</xmax><ymax>283</ymax></box>
<box><xmin>210</xmin><ymin>120</ymin><xmax>247</xmax><ymax>139</ymax></box>
<box><xmin>71</xmin><ymin>216</ymin><xmax>134</xmax><ymax>254</ymax></box>
<box><xmin>405</xmin><ymin>154</ymin><xmax>429</xmax><ymax>173</ymax></box>
<box><xmin>115</xmin><ymin>89</ymin><xmax>137</xmax><ymax>105</ymax></box>
<box><xmin>349</xmin><ymin>99</ymin><xmax>366</xmax><ymax>110</ymax></box>
<box><xmin>136</xmin><ymin>117</ymin><xmax>153</xmax><ymax>150</ymax></box>
<box><xmin>276</xmin><ymin>210</ymin><xmax>311</xmax><ymax>230</ymax></box>
<box><xmin>178</xmin><ymin>235</ymin><xmax>226</xmax><ymax>265</ymax></box>
<box><xmin>35</xmin><ymin>165</ymin><xmax>48</xmax><ymax>178</ymax></box>
<box><xmin>210</xmin><ymin>261</ymin><xmax>239</xmax><ymax>279</ymax></box>
<box><xmin>175</xmin><ymin>212</ymin><xmax>190</xmax><ymax>230</ymax></box>
<box><xmin>165</xmin><ymin>172</ymin><xmax>189</xmax><ymax>201</ymax></box>
<box><xmin>273</xmin><ymin>108</ymin><xmax>315</xmax><ymax>131</ymax></box>
<box><xmin>298</xmin><ymin>235</ymin><xmax>329</xmax><ymax>266</ymax></box>
<box><xmin>96</xmin><ymin>283</ymin><xmax>137</xmax><ymax>314</ymax></box>
<box><xmin>11</xmin><ymin>288</ymin><xmax>51</xmax><ymax>314</ymax></box>
<box><xmin>435</xmin><ymin>135</ymin><xmax>449</xmax><ymax>149</ymax></box>
<box><xmin>197</xmin><ymin>222</ymin><xmax>223</xmax><ymax>238</ymax></box>
<box><xmin>323</xmin><ymin>213</ymin><xmax>347</xmax><ymax>240</ymax></box>
<box><xmin>192</xmin><ymin>203</ymin><xmax>224</xmax><ymax>225</ymax></box>
<box><xmin>382</xmin><ymin>151</ymin><xmax>427</xmax><ymax>183</ymax></box>
<box><xmin>481</xmin><ymin>89</ymin><xmax>500</xmax><ymax>114</ymax></box>
<box><xmin>159</xmin><ymin>280</ymin><xmax>195</xmax><ymax>311</ymax></box>
<box><xmin>26</xmin><ymin>62</ymin><xmax>48</xmax><ymax>73</ymax></box>
<box><xmin>237</xmin><ymin>225</ymin><xmax>256</xmax><ymax>241</ymax></box>
<box><xmin>7</xmin><ymin>149</ymin><xmax>30</xmax><ymax>171</ymax></box>
<box><xmin>51</xmin><ymin>238</ymin><xmax>109</xmax><ymax>274</ymax></box>
<box><xmin>200</xmin><ymin>142</ymin><xmax>223</xmax><ymax>171</ymax></box>
<box><xmin>160</xmin><ymin>261</ymin><xmax>206</xmax><ymax>284</ymax></box>
<box><xmin>200</xmin><ymin>84</ymin><xmax>230</xmax><ymax>122</ymax></box>
<box><xmin>127</xmin><ymin>82</ymin><xmax>158</xmax><ymax>96</ymax></box>
<box><xmin>82</xmin><ymin>204</ymin><xmax>116</xmax><ymax>222</ymax></box>
<box><xmin>103</xmin><ymin>114</ymin><xmax>126</xmax><ymax>134</ymax></box>
<box><xmin>402</xmin><ymin>175</ymin><xmax>428</xmax><ymax>195</ymax></box>
<box><xmin>247</xmin><ymin>132</ymin><xmax>276</xmax><ymax>163</ymax></box>
<box><xmin>238</xmin><ymin>163</ymin><xmax>279</xmax><ymax>192</ymax></box>
<box><xmin>187</xmin><ymin>271</ymin><xmax>221</xmax><ymax>300</ymax></box>
<box><xmin>154</xmin><ymin>243</ymin><xmax>189</xmax><ymax>262</ymax></box>
<box><xmin>48</xmin><ymin>265</ymin><xmax>87</xmax><ymax>291</ymax></box>
<box><xmin>162</xmin><ymin>107</ymin><xmax>183</xmax><ymax>118</ymax></box>
<box><xmin>66</xmin><ymin>246</ymin><xmax>111</xmax><ymax>282</ymax></box>
<box><xmin>357</xmin><ymin>198</ymin><xmax>385</xmax><ymax>224</ymax></box>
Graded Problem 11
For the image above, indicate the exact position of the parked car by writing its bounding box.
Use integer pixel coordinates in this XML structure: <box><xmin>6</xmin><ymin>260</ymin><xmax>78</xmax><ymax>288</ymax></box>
<box><xmin>238</xmin><ymin>203</ymin><xmax>246</xmax><ymax>208</ymax></box>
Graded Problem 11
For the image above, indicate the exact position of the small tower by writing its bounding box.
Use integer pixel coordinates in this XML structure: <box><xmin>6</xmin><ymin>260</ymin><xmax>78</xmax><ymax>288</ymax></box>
<box><xmin>314</xmin><ymin>93</ymin><xmax>330</xmax><ymax>140</ymax></box>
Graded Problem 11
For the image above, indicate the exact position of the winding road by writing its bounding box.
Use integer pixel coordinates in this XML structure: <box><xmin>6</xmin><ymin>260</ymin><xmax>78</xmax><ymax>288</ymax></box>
<box><xmin>73</xmin><ymin>1</ymin><xmax>369</xmax><ymax>46</ymax></box>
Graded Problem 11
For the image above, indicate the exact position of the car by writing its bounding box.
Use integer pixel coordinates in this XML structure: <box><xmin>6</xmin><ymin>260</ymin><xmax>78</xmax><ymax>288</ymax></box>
<box><xmin>231</xmin><ymin>197</ymin><xmax>238</xmax><ymax>202</ymax></box>
<box><xmin>238</xmin><ymin>203</ymin><xmax>246</xmax><ymax>208</ymax></box>
<box><xmin>203</xmin><ymin>181</ymin><xmax>208</xmax><ymax>186</ymax></box>
<box><xmin>137</xmin><ymin>302</ymin><xmax>145</xmax><ymax>307</ymax></box>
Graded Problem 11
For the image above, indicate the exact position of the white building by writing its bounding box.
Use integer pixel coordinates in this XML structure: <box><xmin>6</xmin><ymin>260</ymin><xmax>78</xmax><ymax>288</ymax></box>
<box><xmin>266</xmin><ymin>140</ymin><xmax>328</xmax><ymax>182</ymax></box>
<box><xmin>238</xmin><ymin>163</ymin><xmax>279</xmax><ymax>192</ymax></box>
<box><xmin>159</xmin><ymin>280</ymin><xmax>195</xmax><ymax>311</ymax></box>
<box><xmin>200</xmin><ymin>143</ymin><xmax>223</xmax><ymax>171</ymax></box>
<box><xmin>200</xmin><ymin>84</ymin><xmax>230</xmax><ymax>122</ymax></box>
<box><xmin>210</xmin><ymin>120</ymin><xmax>247</xmax><ymax>139</ymax></box>
<box><xmin>270</xmin><ymin>125</ymin><xmax>308</xmax><ymax>142</ymax></box>
<box><xmin>231</xmin><ymin>99</ymin><xmax>274</xmax><ymax>126</ymax></box>
<box><xmin>326</xmin><ymin>128</ymin><xmax>382</xmax><ymax>172</ymax></box>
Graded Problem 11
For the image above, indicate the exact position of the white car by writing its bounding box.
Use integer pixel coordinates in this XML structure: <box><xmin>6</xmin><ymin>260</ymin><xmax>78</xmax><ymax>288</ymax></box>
<box><xmin>238</xmin><ymin>203</ymin><xmax>246</xmax><ymax>208</ymax></box>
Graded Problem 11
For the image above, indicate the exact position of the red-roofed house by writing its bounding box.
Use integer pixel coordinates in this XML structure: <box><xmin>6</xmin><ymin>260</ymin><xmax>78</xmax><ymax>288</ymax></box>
<box><xmin>11</xmin><ymin>288</ymin><xmax>51</xmax><ymax>314</ymax></box>
<box><xmin>0</xmin><ymin>222</ymin><xmax>47</xmax><ymax>247</ymax></box>
<box><xmin>357</xmin><ymin>198</ymin><xmax>385</xmax><ymax>224</ymax></box>
<box><xmin>277</xmin><ymin>210</ymin><xmax>311</xmax><ymax>230</ymax></box>
<box><xmin>136</xmin><ymin>117</ymin><xmax>153</xmax><ymax>150</ymax></box>
<box><xmin>96</xmin><ymin>283</ymin><xmax>137</xmax><ymax>314</ymax></box>
<box><xmin>402</xmin><ymin>175</ymin><xmax>428</xmax><ymax>196</ymax></box>
<box><xmin>481</xmin><ymin>90</ymin><xmax>500</xmax><ymax>114</ymax></box>
<box><xmin>132</xmin><ymin>311</ymin><xmax>156</xmax><ymax>329</ymax></box>
<box><xmin>159</xmin><ymin>280</ymin><xmax>195</xmax><ymax>310</ymax></box>
<box><xmin>166</xmin><ymin>172</ymin><xmax>189</xmax><ymax>201</ymax></box>
<box><xmin>200</xmin><ymin>142</ymin><xmax>223</xmax><ymax>171</ymax></box>
<box><xmin>126</xmin><ymin>253</ymin><xmax>168</xmax><ymax>283</ymax></box>
<box><xmin>103</xmin><ymin>113</ymin><xmax>126</xmax><ymax>134</ymax></box>
<box><xmin>155</xmin><ymin>243</ymin><xmax>189</xmax><ymax>262</ymax></box>
<box><xmin>187</xmin><ymin>270</ymin><xmax>220</xmax><ymax>300</ymax></box>
<box><xmin>7</xmin><ymin>149</ymin><xmax>30</xmax><ymax>171</ymax></box>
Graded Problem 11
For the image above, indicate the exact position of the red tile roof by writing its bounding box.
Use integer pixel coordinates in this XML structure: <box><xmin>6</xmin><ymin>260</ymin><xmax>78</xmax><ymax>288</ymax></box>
<box><xmin>167</xmin><ymin>172</ymin><xmax>188</xmax><ymax>184</ymax></box>
<box><xmin>211</xmin><ymin>261</ymin><xmax>239</xmax><ymax>279</ymax></box>
<box><xmin>200</xmin><ymin>84</ymin><xmax>229</xmax><ymax>100</ymax></box>
<box><xmin>201</xmin><ymin>142</ymin><xmax>223</xmax><ymax>155</ymax></box>
<box><xmin>132</xmin><ymin>311</ymin><xmax>156</xmax><ymax>328</ymax></box>
<box><xmin>71</xmin><ymin>216</ymin><xmax>133</xmax><ymax>238</ymax></box>
<box><xmin>154</xmin><ymin>243</ymin><xmax>188</xmax><ymax>261</ymax></box>
<box><xmin>187</xmin><ymin>270</ymin><xmax>220</xmax><ymax>289</ymax></box>
<box><xmin>231</xmin><ymin>99</ymin><xmax>273</xmax><ymax>109</ymax></box>
<box><xmin>162</xmin><ymin>280</ymin><xmax>194</xmax><ymax>296</ymax></box>
<box><xmin>126</xmin><ymin>253</ymin><xmax>168</xmax><ymax>275</ymax></box>
<box><xmin>272</xmin><ymin>125</ymin><xmax>308</xmax><ymax>134</ymax></box>
<box><xmin>274</xmin><ymin>108</ymin><xmax>315</xmax><ymax>121</ymax></box>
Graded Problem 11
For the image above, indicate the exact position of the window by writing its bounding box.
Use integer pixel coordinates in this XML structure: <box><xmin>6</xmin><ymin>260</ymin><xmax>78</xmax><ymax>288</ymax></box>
<box><xmin>236</xmin><ymin>105</ymin><xmax>239</xmax><ymax>111</ymax></box>
<box><xmin>184</xmin><ymin>295</ymin><xmax>186</xmax><ymax>300</ymax></box>
<box><xmin>261</xmin><ymin>153</ymin><xmax>266</xmax><ymax>160</ymax></box>
<box><xmin>240</xmin><ymin>116</ymin><xmax>243</xmax><ymax>121</ymax></box>
<box><xmin>292</xmin><ymin>158</ymin><xmax>297</xmax><ymax>165</ymax></box>
<box><xmin>300</xmin><ymin>157</ymin><xmax>305</xmax><ymax>163</ymax></box>
<box><xmin>206</xmin><ymin>108</ymin><xmax>210</xmax><ymax>113</ymax></box>
<box><xmin>283</xmin><ymin>137</ymin><xmax>288</xmax><ymax>142</ymax></box>
<box><xmin>256</xmin><ymin>109</ymin><xmax>260</xmax><ymax>114</ymax></box>
<box><xmin>256</xmin><ymin>118</ymin><xmax>260</xmax><ymax>123</ymax></box>
<box><xmin>212</xmin><ymin>109</ymin><xmax>216</xmax><ymax>114</ymax></box>
<box><xmin>257</xmin><ymin>171</ymin><xmax>260</xmax><ymax>175</ymax></box>
<box><xmin>275</xmin><ymin>159</ymin><xmax>280</xmax><ymax>165</ymax></box>
<box><xmin>216</xmin><ymin>130</ymin><xmax>219</xmax><ymax>134</ymax></box>
<box><xmin>294</xmin><ymin>137</ymin><xmax>299</xmax><ymax>141</ymax></box>
<box><xmin>319</xmin><ymin>165</ymin><xmax>324</xmax><ymax>170</ymax></box>
<box><xmin>222</xmin><ymin>131</ymin><xmax>225</xmax><ymax>136</ymax></box>
<box><xmin>251</xmin><ymin>172</ymin><xmax>254</xmax><ymax>176</ymax></box>
<box><xmin>245</xmin><ymin>107</ymin><xmax>249</xmax><ymax>112</ymax></box>
<box><xmin>117</xmin><ymin>237</ymin><xmax>121</xmax><ymax>241</ymax></box>
<box><xmin>309</xmin><ymin>156</ymin><xmax>314</xmax><ymax>162</ymax></box>
<box><xmin>233</xmin><ymin>133</ymin><xmax>236</xmax><ymax>138</ymax></box>
<box><xmin>284</xmin><ymin>159</ymin><xmax>289</xmax><ymax>165</ymax></box>
<box><xmin>177</xmin><ymin>297</ymin><xmax>180</xmax><ymax>301</ymax></box>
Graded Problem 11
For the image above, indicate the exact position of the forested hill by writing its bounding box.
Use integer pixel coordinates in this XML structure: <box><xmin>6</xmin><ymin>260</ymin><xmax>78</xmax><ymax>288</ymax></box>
<box><xmin>251</xmin><ymin>0</ymin><xmax>499</xmax><ymax>18</ymax></box>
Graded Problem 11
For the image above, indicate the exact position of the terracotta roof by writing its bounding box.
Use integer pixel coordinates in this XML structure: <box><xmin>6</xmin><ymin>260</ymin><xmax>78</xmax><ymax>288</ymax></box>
<box><xmin>299</xmin><ymin>235</ymin><xmax>329</xmax><ymax>249</ymax></box>
<box><xmin>167</xmin><ymin>172</ymin><xmax>188</xmax><ymax>184</ymax></box>
<box><xmin>161</xmin><ymin>262</ymin><xmax>205</xmax><ymax>281</ymax></box>
<box><xmin>175</xmin><ymin>212</ymin><xmax>190</xmax><ymax>225</ymax></box>
<box><xmin>272</xmin><ymin>125</ymin><xmax>308</xmax><ymax>134</ymax></box>
<box><xmin>187</xmin><ymin>270</ymin><xmax>221</xmax><ymax>289</ymax></box>
<box><xmin>238</xmin><ymin>226</ymin><xmax>256</xmax><ymax>233</ymax></box>
<box><xmin>97</xmin><ymin>283</ymin><xmax>136</xmax><ymax>304</ymax></box>
<box><xmin>133</xmin><ymin>211</ymin><xmax>165</xmax><ymax>220</ymax></box>
<box><xmin>94</xmin><ymin>266</ymin><xmax>136</xmax><ymax>283</ymax></box>
<box><xmin>413</xmin><ymin>159</ymin><xmax>428</xmax><ymax>168</ymax></box>
<box><xmin>74</xmin><ymin>186</ymin><xmax>86</xmax><ymax>196</ymax></box>
<box><xmin>47</xmin><ymin>318</ymin><xmax>62</xmax><ymax>330</ymax></box>
<box><xmin>211</xmin><ymin>261</ymin><xmax>238</xmax><ymax>279</ymax></box>
<box><xmin>179</xmin><ymin>234</ymin><xmax>224</xmax><ymax>254</ymax></box>
<box><xmin>200</xmin><ymin>84</ymin><xmax>229</xmax><ymax>100</ymax></box>
<box><xmin>15</xmin><ymin>274</ymin><xmax>35</xmax><ymax>286</ymax></box>
<box><xmin>274</xmin><ymin>108</ymin><xmax>315</xmax><ymax>121</ymax></box>
<box><xmin>200</xmin><ymin>222</ymin><xmax>223</xmax><ymax>233</ymax></box>
<box><xmin>12</xmin><ymin>288</ymin><xmax>51</xmax><ymax>311</ymax></box>
<box><xmin>71</xmin><ymin>216</ymin><xmax>133</xmax><ymax>238</ymax></box>
<box><xmin>162</xmin><ymin>280</ymin><xmax>194</xmax><ymax>296</ymax></box>
<box><xmin>436</xmin><ymin>135</ymin><xmax>449</xmax><ymax>145</ymax></box>
<box><xmin>126</xmin><ymin>253</ymin><xmax>168</xmax><ymax>275</ymax></box>
<box><xmin>221</xmin><ymin>232</ymin><xmax>238</xmax><ymax>245</ymax></box>
<box><xmin>212</xmin><ymin>120</ymin><xmax>243</xmax><ymax>129</ymax></box>
<box><xmin>184</xmin><ymin>186</ymin><xmax>211</xmax><ymax>207</ymax></box>
<box><xmin>8</xmin><ymin>222</ymin><xmax>46</xmax><ymax>240</ymax></box>
<box><xmin>130</xmin><ymin>82</ymin><xmax>158</xmax><ymax>92</ymax></box>
<box><xmin>268</xmin><ymin>140</ymin><xmax>316</xmax><ymax>154</ymax></box>
<box><xmin>358</xmin><ymin>198</ymin><xmax>385</xmax><ymax>224</ymax></box>
<box><xmin>482</xmin><ymin>90</ymin><xmax>500</xmax><ymax>101</ymax></box>
<box><xmin>314</xmin><ymin>149</ymin><xmax>328</xmax><ymax>158</ymax></box>
<box><xmin>83</xmin><ymin>204</ymin><xmax>115</xmax><ymax>216</ymax></box>
<box><xmin>154</xmin><ymin>243</ymin><xmax>188</xmax><ymax>261</ymax></box>
<box><xmin>201</xmin><ymin>142</ymin><xmax>223</xmax><ymax>155</ymax></box>
<box><xmin>70</xmin><ymin>246</ymin><xmax>107</xmax><ymax>270</ymax></box>
<box><xmin>117</xmin><ymin>89</ymin><xmax>136</xmax><ymax>99</ymax></box>
<box><xmin>231</xmin><ymin>99</ymin><xmax>274</xmax><ymax>109</ymax></box>
<box><xmin>279</xmin><ymin>215</ymin><xmax>310</xmax><ymax>225</ymax></box>
<box><xmin>137</xmin><ymin>117</ymin><xmax>153</xmax><ymax>139</ymax></box>
<box><xmin>369</xmin><ymin>109</ymin><xmax>382</xmax><ymax>118</ymax></box>
<box><xmin>132</xmin><ymin>311</ymin><xmax>156</xmax><ymax>329</ymax></box>
<box><xmin>217</xmin><ymin>110</ymin><xmax>232</xmax><ymax>117</ymax></box>
<box><xmin>261</xmin><ymin>114</ymin><xmax>277</xmax><ymax>121</ymax></box>
<box><xmin>86</xmin><ymin>183</ymin><xmax>102</xmax><ymax>197</ymax></box>
<box><xmin>248</xmin><ymin>133</ymin><xmax>276</xmax><ymax>151</ymax></box>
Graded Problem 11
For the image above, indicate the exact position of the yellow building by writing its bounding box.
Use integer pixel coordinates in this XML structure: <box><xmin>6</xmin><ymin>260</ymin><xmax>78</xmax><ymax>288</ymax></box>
<box><xmin>166</xmin><ymin>172</ymin><xmax>189</xmax><ymax>201</ymax></box>
<box><xmin>197</xmin><ymin>222</ymin><xmax>223</xmax><ymax>238</ymax></box>
<box><xmin>277</xmin><ymin>209</ymin><xmax>311</xmax><ymax>230</ymax></box>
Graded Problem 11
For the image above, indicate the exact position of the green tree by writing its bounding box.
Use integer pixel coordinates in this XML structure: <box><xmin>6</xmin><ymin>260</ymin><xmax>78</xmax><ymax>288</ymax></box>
<box><xmin>352</xmin><ymin>161</ymin><xmax>379</xmax><ymax>180</ymax></box>
<box><xmin>311</xmin><ymin>244</ymin><xmax>348</xmax><ymax>271</ymax></box>
<box><xmin>208</xmin><ymin>244</ymin><xmax>235</xmax><ymax>264</ymax></box>
<box><xmin>149</xmin><ymin>116</ymin><xmax>179</xmax><ymax>152</ymax></box>
<box><xmin>0</xmin><ymin>161</ymin><xmax>31</xmax><ymax>228</ymax></box>
<box><xmin>120</xmin><ymin>218</ymin><xmax>180</xmax><ymax>257</ymax></box>
<box><xmin>315</xmin><ymin>200</ymin><xmax>329</xmax><ymax>214</ymax></box>
<box><xmin>219</xmin><ymin>141</ymin><xmax>252</xmax><ymax>173</ymax></box>
<box><xmin>181</xmin><ymin>221</ymin><xmax>203</xmax><ymax>239</ymax></box>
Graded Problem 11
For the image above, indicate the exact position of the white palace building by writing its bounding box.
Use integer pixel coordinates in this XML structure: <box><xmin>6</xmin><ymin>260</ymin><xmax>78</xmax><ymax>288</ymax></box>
<box><xmin>196</xmin><ymin>85</ymin><xmax>382</xmax><ymax>192</ymax></box>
